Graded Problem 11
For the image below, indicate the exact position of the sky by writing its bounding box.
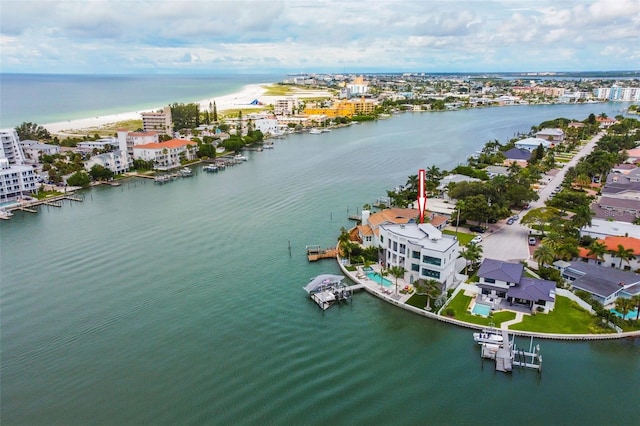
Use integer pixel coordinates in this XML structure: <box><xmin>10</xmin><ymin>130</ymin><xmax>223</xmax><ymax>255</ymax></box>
<box><xmin>1</xmin><ymin>0</ymin><xmax>639</xmax><ymax>74</ymax></box>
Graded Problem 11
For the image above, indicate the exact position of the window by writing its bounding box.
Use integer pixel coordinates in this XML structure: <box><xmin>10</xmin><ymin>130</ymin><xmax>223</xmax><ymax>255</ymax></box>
<box><xmin>393</xmin><ymin>241</ymin><xmax>398</xmax><ymax>251</ymax></box>
<box><xmin>380</xmin><ymin>236</ymin><xmax>384</xmax><ymax>244</ymax></box>
<box><xmin>411</xmin><ymin>263</ymin><xmax>419</xmax><ymax>272</ymax></box>
<box><xmin>484</xmin><ymin>278</ymin><xmax>496</xmax><ymax>284</ymax></box>
<box><xmin>422</xmin><ymin>255</ymin><xmax>441</xmax><ymax>266</ymax></box>
<box><xmin>422</xmin><ymin>268</ymin><xmax>440</xmax><ymax>279</ymax></box>
<box><xmin>412</xmin><ymin>250</ymin><xmax>420</xmax><ymax>259</ymax></box>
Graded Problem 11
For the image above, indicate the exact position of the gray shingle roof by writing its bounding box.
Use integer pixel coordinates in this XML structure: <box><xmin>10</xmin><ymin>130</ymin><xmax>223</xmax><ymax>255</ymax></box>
<box><xmin>564</xmin><ymin>262</ymin><xmax>640</xmax><ymax>298</ymax></box>
<box><xmin>507</xmin><ymin>277</ymin><xmax>555</xmax><ymax>302</ymax></box>
<box><xmin>477</xmin><ymin>258</ymin><xmax>524</xmax><ymax>283</ymax></box>
<box><xmin>503</xmin><ymin>148</ymin><xmax>532</xmax><ymax>161</ymax></box>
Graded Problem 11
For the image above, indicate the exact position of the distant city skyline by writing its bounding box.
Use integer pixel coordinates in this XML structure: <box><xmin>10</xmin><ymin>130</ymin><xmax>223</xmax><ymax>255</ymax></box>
<box><xmin>1</xmin><ymin>0</ymin><xmax>639</xmax><ymax>74</ymax></box>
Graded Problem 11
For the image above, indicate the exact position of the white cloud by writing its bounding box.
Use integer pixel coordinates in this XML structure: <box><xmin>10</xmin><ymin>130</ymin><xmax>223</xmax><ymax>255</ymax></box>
<box><xmin>0</xmin><ymin>0</ymin><xmax>638</xmax><ymax>73</ymax></box>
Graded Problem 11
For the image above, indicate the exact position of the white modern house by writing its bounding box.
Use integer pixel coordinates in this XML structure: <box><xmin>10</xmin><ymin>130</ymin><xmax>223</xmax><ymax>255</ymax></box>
<box><xmin>514</xmin><ymin>137</ymin><xmax>551</xmax><ymax>152</ymax></box>
<box><xmin>378</xmin><ymin>222</ymin><xmax>459</xmax><ymax>290</ymax></box>
<box><xmin>20</xmin><ymin>140</ymin><xmax>60</xmax><ymax>162</ymax></box>
<box><xmin>0</xmin><ymin>129</ymin><xmax>37</xmax><ymax>202</ymax></box>
<box><xmin>133</xmin><ymin>139</ymin><xmax>197</xmax><ymax>169</ymax></box>
<box><xmin>85</xmin><ymin>150</ymin><xmax>130</xmax><ymax>175</ymax></box>
<box><xmin>77</xmin><ymin>137</ymin><xmax>118</xmax><ymax>151</ymax></box>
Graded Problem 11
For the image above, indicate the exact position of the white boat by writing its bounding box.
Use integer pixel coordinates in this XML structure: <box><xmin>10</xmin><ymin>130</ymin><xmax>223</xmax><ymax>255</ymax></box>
<box><xmin>179</xmin><ymin>167</ymin><xmax>193</xmax><ymax>177</ymax></box>
<box><xmin>234</xmin><ymin>154</ymin><xmax>248</xmax><ymax>161</ymax></box>
<box><xmin>309</xmin><ymin>128</ymin><xmax>322</xmax><ymax>134</ymax></box>
<box><xmin>473</xmin><ymin>328</ymin><xmax>504</xmax><ymax>345</ymax></box>
<box><xmin>0</xmin><ymin>209</ymin><xmax>13</xmax><ymax>220</ymax></box>
<box><xmin>263</xmin><ymin>143</ymin><xmax>274</xmax><ymax>149</ymax></box>
<box><xmin>203</xmin><ymin>164</ymin><xmax>218</xmax><ymax>173</ymax></box>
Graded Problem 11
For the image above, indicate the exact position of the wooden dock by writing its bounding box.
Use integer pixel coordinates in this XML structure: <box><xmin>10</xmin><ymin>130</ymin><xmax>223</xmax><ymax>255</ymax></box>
<box><xmin>306</xmin><ymin>245</ymin><xmax>338</xmax><ymax>262</ymax></box>
<box><xmin>480</xmin><ymin>331</ymin><xmax>542</xmax><ymax>374</ymax></box>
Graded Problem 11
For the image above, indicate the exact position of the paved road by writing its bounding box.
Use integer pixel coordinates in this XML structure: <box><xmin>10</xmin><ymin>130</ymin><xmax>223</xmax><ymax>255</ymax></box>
<box><xmin>480</xmin><ymin>131</ymin><xmax>606</xmax><ymax>264</ymax></box>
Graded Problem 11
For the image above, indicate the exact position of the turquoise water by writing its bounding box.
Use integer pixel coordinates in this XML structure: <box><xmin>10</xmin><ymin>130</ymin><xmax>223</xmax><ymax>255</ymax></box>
<box><xmin>366</xmin><ymin>271</ymin><xmax>393</xmax><ymax>287</ymax></box>
<box><xmin>472</xmin><ymin>303</ymin><xmax>492</xmax><ymax>317</ymax></box>
<box><xmin>0</xmin><ymin>73</ymin><xmax>283</xmax><ymax>127</ymax></box>
<box><xmin>611</xmin><ymin>309</ymin><xmax>639</xmax><ymax>320</ymax></box>
<box><xmin>2</xmin><ymin>105</ymin><xmax>639</xmax><ymax>424</ymax></box>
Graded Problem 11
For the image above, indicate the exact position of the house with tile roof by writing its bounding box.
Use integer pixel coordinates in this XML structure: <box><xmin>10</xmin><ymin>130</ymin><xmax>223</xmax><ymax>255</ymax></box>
<box><xmin>578</xmin><ymin>235</ymin><xmax>640</xmax><ymax>271</ymax></box>
<box><xmin>476</xmin><ymin>258</ymin><xmax>556</xmax><ymax>313</ymax></box>
<box><xmin>555</xmin><ymin>260</ymin><xmax>640</xmax><ymax>306</ymax></box>
<box><xmin>378</xmin><ymin>222</ymin><xmax>459</xmax><ymax>289</ymax></box>
<box><xmin>357</xmin><ymin>208</ymin><xmax>448</xmax><ymax>248</ymax></box>
<box><xmin>133</xmin><ymin>139</ymin><xmax>197</xmax><ymax>169</ymax></box>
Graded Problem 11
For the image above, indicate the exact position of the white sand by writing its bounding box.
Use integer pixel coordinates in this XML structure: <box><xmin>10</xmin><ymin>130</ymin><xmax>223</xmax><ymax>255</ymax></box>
<box><xmin>42</xmin><ymin>83</ymin><xmax>273</xmax><ymax>134</ymax></box>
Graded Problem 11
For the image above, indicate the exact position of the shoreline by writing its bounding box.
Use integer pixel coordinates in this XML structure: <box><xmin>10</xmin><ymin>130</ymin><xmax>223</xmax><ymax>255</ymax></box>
<box><xmin>41</xmin><ymin>83</ymin><xmax>276</xmax><ymax>134</ymax></box>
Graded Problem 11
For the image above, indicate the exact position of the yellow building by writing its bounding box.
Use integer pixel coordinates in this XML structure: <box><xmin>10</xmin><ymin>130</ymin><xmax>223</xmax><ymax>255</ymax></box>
<box><xmin>304</xmin><ymin>100</ymin><xmax>355</xmax><ymax>118</ymax></box>
<box><xmin>350</xmin><ymin>97</ymin><xmax>377</xmax><ymax>115</ymax></box>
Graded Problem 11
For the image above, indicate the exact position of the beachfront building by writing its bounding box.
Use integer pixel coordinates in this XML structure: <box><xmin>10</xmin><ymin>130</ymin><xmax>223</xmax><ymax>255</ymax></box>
<box><xmin>593</xmin><ymin>86</ymin><xmax>640</xmax><ymax>102</ymax></box>
<box><xmin>304</xmin><ymin>100</ymin><xmax>355</xmax><ymax>118</ymax></box>
<box><xmin>77</xmin><ymin>137</ymin><xmax>118</xmax><ymax>151</ymax></box>
<box><xmin>0</xmin><ymin>129</ymin><xmax>37</xmax><ymax>202</ymax></box>
<box><xmin>378</xmin><ymin>222</ymin><xmax>459</xmax><ymax>289</ymax></box>
<box><xmin>477</xmin><ymin>259</ymin><xmax>556</xmax><ymax>313</ymax></box>
<box><xmin>555</xmin><ymin>260</ymin><xmax>640</xmax><ymax>306</ymax></box>
<box><xmin>141</xmin><ymin>107</ymin><xmax>173</xmax><ymax>136</ymax></box>
<box><xmin>133</xmin><ymin>139</ymin><xmax>197</xmax><ymax>170</ymax></box>
<box><xmin>274</xmin><ymin>98</ymin><xmax>298</xmax><ymax>116</ymax></box>
<box><xmin>85</xmin><ymin>150</ymin><xmax>130</xmax><ymax>175</ymax></box>
<box><xmin>117</xmin><ymin>130</ymin><xmax>159</xmax><ymax>158</ymax></box>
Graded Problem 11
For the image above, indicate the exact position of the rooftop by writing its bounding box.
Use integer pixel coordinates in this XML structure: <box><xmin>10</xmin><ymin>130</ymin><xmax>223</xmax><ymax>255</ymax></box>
<box><xmin>477</xmin><ymin>258</ymin><xmax>524</xmax><ymax>283</ymax></box>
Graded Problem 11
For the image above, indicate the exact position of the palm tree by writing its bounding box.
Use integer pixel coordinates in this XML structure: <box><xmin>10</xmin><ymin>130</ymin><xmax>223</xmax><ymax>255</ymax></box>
<box><xmin>611</xmin><ymin>244</ymin><xmax>635</xmax><ymax>269</ymax></box>
<box><xmin>388</xmin><ymin>265</ymin><xmax>406</xmax><ymax>295</ymax></box>
<box><xmin>341</xmin><ymin>241</ymin><xmax>358</xmax><ymax>265</ymax></box>
<box><xmin>542</xmin><ymin>232</ymin><xmax>563</xmax><ymax>253</ymax></box>
<box><xmin>414</xmin><ymin>279</ymin><xmax>441</xmax><ymax>311</ymax></box>
<box><xmin>378</xmin><ymin>267</ymin><xmax>390</xmax><ymax>291</ymax></box>
<box><xmin>533</xmin><ymin>244</ymin><xmax>555</xmax><ymax>269</ymax></box>
<box><xmin>461</xmin><ymin>243</ymin><xmax>483</xmax><ymax>274</ymax></box>
<box><xmin>615</xmin><ymin>297</ymin><xmax>634</xmax><ymax>321</ymax></box>
<box><xmin>630</xmin><ymin>294</ymin><xmax>640</xmax><ymax>321</ymax></box>
<box><xmin>587</xmin><ymin>241</ymin><xmax>607</xmax><ymax>264</ymax></box>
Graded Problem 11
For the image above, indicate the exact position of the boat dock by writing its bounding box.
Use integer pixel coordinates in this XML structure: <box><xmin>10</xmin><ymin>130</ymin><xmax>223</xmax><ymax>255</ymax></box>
<box><xmin>303</xmin><ymin>275</ymin><xmax>365</xmax><ymax>310</ymax></box>
<box><xmin>306</xmin><ymin>245</ymin><xmax>338</xmax><ymax>261</ymax></box>
<box><xmin>479</xmin><ymin>331</ymin><xmax>542</xmax><ymax>374</ymax></box>
<box><xmin>3</xmin><ymin>194</ymin><xmax>84</xmax><ymax>219</ymax></box>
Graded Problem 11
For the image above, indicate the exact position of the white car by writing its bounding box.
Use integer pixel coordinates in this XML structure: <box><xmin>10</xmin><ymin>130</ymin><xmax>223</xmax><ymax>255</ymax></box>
<box><xmin>471</xmin><ymin>236</ymin><xmax>483</xmax><ymax>244</ymax></box>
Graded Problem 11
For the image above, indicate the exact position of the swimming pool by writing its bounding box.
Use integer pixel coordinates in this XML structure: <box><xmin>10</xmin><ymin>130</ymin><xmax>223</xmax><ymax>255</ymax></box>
<box><xmin>611</xmin><ymin>309</ymin><xmax>639</xmax><ymax>320</ymax></box>
<box><xmin>366</xmin><ymin>272</ymin><xmax>393</xmax><ymax>287</ymax></box>
<box><xmin>472</xmin><ymin>302</ymin><xmax>492</xmax><ymax>317</ymax></box>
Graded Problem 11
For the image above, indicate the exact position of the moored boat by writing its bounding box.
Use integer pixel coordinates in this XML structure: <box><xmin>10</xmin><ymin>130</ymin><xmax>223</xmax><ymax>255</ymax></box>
<box><xmin>203</xmin><ymin>164</ymin><xmax>218</xmax><ymax>173</ymax></box>
<box><xmin>473</xmin><ymin>328</ymin><xmax>504</xmax><ymax>345</ymax></box>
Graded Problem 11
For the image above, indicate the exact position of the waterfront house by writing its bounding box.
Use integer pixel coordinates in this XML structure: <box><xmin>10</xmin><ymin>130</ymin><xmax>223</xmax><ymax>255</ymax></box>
<box><xmin>357</xmin><ymin>208</ymin><xmax>418</xmax><ymax>248</ymax></box>
<box><xmin>378</xmin><ymin>222</ymin><xmax>459</xmax><ymax>290</ymax></box>
<box><xmin>555</xmin><ymin>260</ymin><xmax>640</xmax><ymax>306</ymax></box>
<box><xmin>514</xmin><ymin>137</ymin><xmax>551</xmax><ymax>152</ymax></box>
<box><xmin>502</xmin><ymin>148</ymin><xmax>532</xmax><ymax>167</ymax></box>
<box><xmin>476</xmin><ymin>258</ymin><xmax>556</xmax><ymax>313</ymax></box>
<box><xmin>117</xmin><ymin>130</ymin><xmax>159</xmax><ymax>159</ymax></box>
<box><xmin>85</xmin><ymin>150</ymin><xmax>130</xmax><ymax>175</ymax></box>
<box><xmin>20</xmin><ymin>140</ymin><xmax>60</xmax><ymax>162</ymax></box>
<box><xmin>77</xmin><ymin>137</ymin><xmax>117</xmax><ymax>151</ymax></box>
<box><xmin>535</xmin><ymin>128</ymin><xmax>565</xmax><ymax>144</ymax></box>
<box><xmin>577</xmin><ymin>235</ymin><xmax>640</xmax><ymax>270</ymax></box>
<box><xmin>133</xmin><ymin>139</ymin><xmax>197</xmax><ymax>170</ymax></box>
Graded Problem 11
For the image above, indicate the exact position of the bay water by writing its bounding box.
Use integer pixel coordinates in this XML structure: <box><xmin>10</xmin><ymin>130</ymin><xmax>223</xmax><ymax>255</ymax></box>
<box><xmin>1</xmin><ymin>101</ymin><xmax>639</xmax><ymax>424</ymax></box>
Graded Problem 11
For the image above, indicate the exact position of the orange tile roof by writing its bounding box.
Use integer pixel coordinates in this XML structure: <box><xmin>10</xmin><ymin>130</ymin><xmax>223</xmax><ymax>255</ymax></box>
<box><xmin>602</xmin><ymin>236</ymin><xmax>640</xmax><ymax>256</ymax></box>
<box><xmin>429</xmin><ymin>215</ymin><xmax>447</xmax><ymax>227</ymax></box>
<box><xmin>367</xmin><ymin>208</ymin><xmax>419</xmax><ymax>228</ymax></box>
<box><xmin>357</xmin><ymin>224</ymin><xmax>374</xmax><ymax>236</ymax></box>
<box><xmin>134</xmin><ymin>139</ymin><xmax>197</xmax><ymax>150</ymax></box>
<box><xmin>578</xmin><ymin>246</ymin><xmax>596</xmax><ymax>259</ymax></box>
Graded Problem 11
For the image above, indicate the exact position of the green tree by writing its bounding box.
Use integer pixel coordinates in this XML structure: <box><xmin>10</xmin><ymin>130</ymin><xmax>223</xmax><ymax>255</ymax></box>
<box><xmin>615</xmin><ymin>297</ymin><xmax>633</xmax><ymax>321</ymax></box>
<box><xmin>67</xmin><ymin>171</ymin><xmax>91</xmax><ymax>187</ymax></box>
<box><xmin>461</xmin><ymin>243</ymin><xmax>483</xmax><ymax>274</ymax></box>
<box><xmin>15</xmin><ymin>122</ymin><xmax>52</xmax><ymax>141</ymax></box>
<box><xmin>89</xmin><ymin>164</ymin><xmax>114</xmax><ymax>181</ymax></box>
<box><xmin>413</xmin><ymin>279</ymin><xmax>442</xmax><ymax>311</ymax></box>
<box><xmin>611</xmin><ymin>244</ymin><xmax>635</xmax><ymax>269</ymax></box>
<box><xmin>388</xmin><ymin>265</ymin><xmax>406</xmax><ymax>295</ymax></box>
<box><xmin>587</xmin><ymin>241</ymin><xmax>607</xmax><ymax>264</ymax></box>
<box><xmin>533</xmin><ymin>244</ymin><xmax>555</xmax><ymax>269</ymax></box>
<box><xmin>630</xmin><ymin>294</ymin><xmax>640</xmax><ymax>320</ymax></box>
<box><xmin>213</xmin><ymin>101</ymin><xmax>218</xmax><ymax>122</ymax></box>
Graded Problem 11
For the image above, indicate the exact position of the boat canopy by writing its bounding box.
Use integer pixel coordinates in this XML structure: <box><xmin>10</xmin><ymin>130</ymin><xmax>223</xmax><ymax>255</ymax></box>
<box><xmin>303</xmin><ymin>274</ymin><xmax>345</xmax><ymax>294</ymax></box>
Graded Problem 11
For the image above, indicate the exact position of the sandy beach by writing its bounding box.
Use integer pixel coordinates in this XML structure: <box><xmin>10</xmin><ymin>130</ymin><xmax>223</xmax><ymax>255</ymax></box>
<box><xmin>42</xmin><ymin>83</ymin><xmax>274</xmax><ymax>134</ymax></box>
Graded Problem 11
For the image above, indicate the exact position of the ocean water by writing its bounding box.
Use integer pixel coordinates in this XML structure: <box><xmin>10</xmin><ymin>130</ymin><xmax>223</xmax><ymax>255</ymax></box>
<box><xmin>1</xmin><ymin>103</ymin><xmax>638</xmax><ymax>425</ymax></box>
<box><xmin>0</xmin><ymin>73</ymin><xmax>283</xmax><ymax>128</ymax></box>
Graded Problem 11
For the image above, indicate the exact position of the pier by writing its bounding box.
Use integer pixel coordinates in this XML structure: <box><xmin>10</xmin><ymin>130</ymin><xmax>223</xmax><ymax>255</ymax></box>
<box><xmin>3</xmin><ymin>194</ymin><xmax>84</xmax><ymax>219</ymax></box>
<box><xmin>306</xmin><ymin>245</ymin><xmax>338</xmax><ymax>262</ymax></box>
<box><xmin>303</xmin><ymin>274</ymin><xmax>365</xmax><ymax>310</ymax></box>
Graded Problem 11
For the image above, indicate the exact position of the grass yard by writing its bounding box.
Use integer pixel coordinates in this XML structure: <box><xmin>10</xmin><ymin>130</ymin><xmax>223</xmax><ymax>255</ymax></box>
<box><xmin>443</xmin><ymin>229</ymin><xmax>474</xmax><ymax>246</ymax></box>
<box><xmin>261</xmin><ymin>84</ymin><xmax>294</xmax><ymax>96</ymax></box>
<box><xmin>509</xmin><ymin>296</ymin><xmax>608</xmax><ymax>334</ymax></box>
<box><xmin>442</xmin><ymin>292</ymin><xmax>516</xmax><ymax>326</ymax></box>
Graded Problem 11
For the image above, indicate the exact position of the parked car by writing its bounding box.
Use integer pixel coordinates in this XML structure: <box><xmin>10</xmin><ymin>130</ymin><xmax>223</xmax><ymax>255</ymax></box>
<box><xmin>471</xmin><ymin>236</ymin><xmax>483</xmax><ymax>244</ymax></box>
<box><xmin>506</xmin><ymin>218</ymin><xmax>515</xmax><ymax>225</ymax></box>
<box><xmin>528</xmin><ymin>237</ymin><xmax>537</xmax><ymax>246</ymax></box>
<box><xmin>523</xmin><ymin>204</ymin><xmax>531</xmax><ymax>209</ymax></box>
<box><xmin>469</xmin><ymin>225</ymin><xmax>486</xmax><ymax>233</ymax></box>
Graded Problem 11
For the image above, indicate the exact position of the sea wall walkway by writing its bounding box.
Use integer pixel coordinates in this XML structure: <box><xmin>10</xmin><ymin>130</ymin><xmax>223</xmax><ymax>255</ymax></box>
<box><xmin>337</xmin><ymin>257</ymin><xmax>640</xmax><ymax>341</ymax></box>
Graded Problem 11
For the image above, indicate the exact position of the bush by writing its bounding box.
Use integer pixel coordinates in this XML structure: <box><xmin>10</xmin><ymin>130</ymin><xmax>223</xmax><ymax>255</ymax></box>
<box><xmin>444</xmin><ymin>307</ymin><xmax>455</xmax><ymax>317</ymax></box>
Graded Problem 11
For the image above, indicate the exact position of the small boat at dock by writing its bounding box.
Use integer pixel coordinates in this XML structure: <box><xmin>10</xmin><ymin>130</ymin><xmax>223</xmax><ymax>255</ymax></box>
<box><xmin>203</xmin><ymin>164</ymin><xmax>218</xmax><ymax>173</ymax></box>
<box><xmin>473</xmin><ymin>328</ymin><xmax>504</xmax><ymax>345</ymax></box>
<box><xmin>178</xmin><ymin>167</ymin><xmax>193</xmax><ymax>177</ymax></box>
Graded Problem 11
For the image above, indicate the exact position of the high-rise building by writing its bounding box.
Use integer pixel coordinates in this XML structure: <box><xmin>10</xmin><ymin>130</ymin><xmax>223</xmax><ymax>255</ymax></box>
<box><xmin>141</xmin><ymin>106</ymin><xmax>173</xmax><ymax>135</ymax></box>
<box><xmin>0</xmin><ymin>129</ymin><xmax>37</xmax><ymax>202</ymax></box>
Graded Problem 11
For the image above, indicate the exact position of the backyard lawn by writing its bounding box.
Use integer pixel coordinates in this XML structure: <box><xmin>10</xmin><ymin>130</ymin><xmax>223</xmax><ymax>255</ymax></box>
<box><xmin>509</xmin><ymin>296</ymin><xmax>607</xmax><ymax>334</ymax></box>
<box><xmin>442</xmin><ymin>292</ymin><xmax>516</xmax><ymax>326</ymax></box>
<box><xmin>443</xmin><ymin>230</ymin><xmax>474</xmax><ymax>246</ymax></box>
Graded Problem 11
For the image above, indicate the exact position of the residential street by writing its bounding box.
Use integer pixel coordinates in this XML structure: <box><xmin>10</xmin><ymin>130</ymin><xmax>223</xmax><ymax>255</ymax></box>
<box><xmin>479</xmin><ymin>131</ymin><xmax>606</xmax><ymax>264</ymax></box>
